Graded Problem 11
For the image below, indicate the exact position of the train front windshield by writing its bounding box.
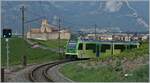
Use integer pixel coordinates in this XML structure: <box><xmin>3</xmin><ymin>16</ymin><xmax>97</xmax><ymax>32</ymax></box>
<box><xmin>68</xmin><ymin>43</ymin><xmax>77</xmax><ymax>49</ymax></box>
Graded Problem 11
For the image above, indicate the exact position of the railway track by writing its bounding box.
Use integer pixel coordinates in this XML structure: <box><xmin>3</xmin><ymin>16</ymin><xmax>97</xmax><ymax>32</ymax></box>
<box><xmin>29</xmin><ymin>59</ymin><xmax>85</xmax><ymax>82</ymax></box>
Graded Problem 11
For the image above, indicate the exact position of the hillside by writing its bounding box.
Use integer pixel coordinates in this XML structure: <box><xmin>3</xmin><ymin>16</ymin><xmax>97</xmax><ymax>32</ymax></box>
<box><xmin>1</xmin><ymin>37</ymin><xmax>64</xmax><ymax>66</ymax></box>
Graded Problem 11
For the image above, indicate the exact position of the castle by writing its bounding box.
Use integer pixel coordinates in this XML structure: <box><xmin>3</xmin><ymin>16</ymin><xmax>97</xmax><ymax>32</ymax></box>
<box><xmin>26</xmin><ymin>19</ymin><xmax>71</xmax><ymax>40</ymax></box>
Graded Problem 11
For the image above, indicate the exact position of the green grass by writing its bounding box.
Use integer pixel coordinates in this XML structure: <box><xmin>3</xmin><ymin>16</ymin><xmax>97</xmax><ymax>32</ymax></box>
<box><xmin>124</xmin><ymin>64</ymin><xmax>149</xmax><ymax>82</ymax></box>
<box><xmin>99</xmin><ymin>49</ymin><xmax>120</xmax><ymax>60</ymax></box>
<box><xmin>1</xmin><ymin>37</ymin><xmax>64</xmax><ymax>66</ymax></box>
<box><xmin>30</xmin><ymin>39</ymin><xmax>68</xmax><ymax>49</ymax></box>
<box><xmin>60</xmin><ymin>62</ymin><xmax>121</xmax><ymax>82</ymax></box>
<box><xmin>60</xmin><ymin>61</ymin><xmax>149</xmax><ymax>82</ymax></box>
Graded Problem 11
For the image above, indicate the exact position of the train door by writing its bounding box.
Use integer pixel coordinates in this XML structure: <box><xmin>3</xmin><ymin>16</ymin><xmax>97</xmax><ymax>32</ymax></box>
<box><xmin>96</xmin><ymin>44</ymin><xmax>100</xmax><ymax>57</ymax></box>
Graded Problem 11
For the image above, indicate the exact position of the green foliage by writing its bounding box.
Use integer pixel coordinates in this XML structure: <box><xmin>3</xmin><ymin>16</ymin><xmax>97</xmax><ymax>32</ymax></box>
<box><xmin>113</xmin><ymin>58</ymin><xmax>123</xmax><ymax>72</ymax></box>
<box><xmin>123</xmin><ymin>64</ymin><xmax>149</xmax><ymax>82</ymax></box>
<box><xmin>60</xmin><ymin>62</ymin><xmax>149</xmax><ymax>82</ymax></box>
<box><xmin>60</xmin><ymin>62</ymin><xmax>121</xmax><ymax>82</ymax></box>
<box><xmin>1</xmin><ymin>37</ymin><xmax>63</xmax><ymax>66</ymax></box>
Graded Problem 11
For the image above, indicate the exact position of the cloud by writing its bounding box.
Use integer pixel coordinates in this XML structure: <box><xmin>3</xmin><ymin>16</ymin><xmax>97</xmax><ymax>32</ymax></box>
<box><xmin>124</xmin><ymin>0</ymin><xmax>138</xmax><ymax>17</ymax></box>
<box><xmin>104</xmin><ymin>0</ymin><xmax>123</xmax><ymax>12</ymax></box>
<box><xmin>124</xmin><ymin>0</ymin><xmax>149</xmax><ymax>28</ymax></box>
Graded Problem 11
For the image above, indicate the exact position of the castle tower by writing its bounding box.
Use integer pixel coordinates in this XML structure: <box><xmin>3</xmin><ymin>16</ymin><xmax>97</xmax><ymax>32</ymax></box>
<box><xmin>42</xmin><ymin>19</ymin><xmax>48</xmax><ymax>25</ymax></box>
<box><xmin>41</xmin><ymin>19</ymin><xmax>52</xmax><ymax>33</ymax></box>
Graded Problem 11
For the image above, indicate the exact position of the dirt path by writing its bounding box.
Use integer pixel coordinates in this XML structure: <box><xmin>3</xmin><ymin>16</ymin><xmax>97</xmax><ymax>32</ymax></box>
<box><xmin>5</xmin><ymin>65</ymin><xmax>36</xmax><ymax>82</ymax></box>
<box><xmin>4</xmin><ymin>60</ymin><xmax>72</xmax><ymax>82</ymax></box>
<box><xmin>25</xmin><ymin>39</ymin><xmax>64</xmax><ymax>53</ymax></box>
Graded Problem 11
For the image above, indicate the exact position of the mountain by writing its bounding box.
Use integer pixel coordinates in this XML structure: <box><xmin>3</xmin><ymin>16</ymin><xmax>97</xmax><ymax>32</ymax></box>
<box><xmin>1</xmin><ymin>1</ymin><xmax>149</xmax><ymax>34</ymax></box>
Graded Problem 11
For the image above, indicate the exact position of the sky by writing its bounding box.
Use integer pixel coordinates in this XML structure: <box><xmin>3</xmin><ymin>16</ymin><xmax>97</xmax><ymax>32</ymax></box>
<box><xmin>1</xmin><ymin>0</ymin><xmax>149</xmax><ymax>34</ymax></box>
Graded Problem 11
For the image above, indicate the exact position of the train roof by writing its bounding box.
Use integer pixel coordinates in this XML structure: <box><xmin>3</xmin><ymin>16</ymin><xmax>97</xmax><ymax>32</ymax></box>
<box><xmin>78</xmin><ymin>38</ymin><xmax>140</xmax><ymax>45</ymax></box>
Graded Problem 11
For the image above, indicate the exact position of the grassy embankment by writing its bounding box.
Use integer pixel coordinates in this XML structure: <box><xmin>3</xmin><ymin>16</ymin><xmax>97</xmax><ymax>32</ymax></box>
<box><xmin>60</xmin><ymin>41</ymin><xmax>149</xmax><ymax>82</ymax></box>
<box><xmin>29</xmin><ymin>39</ymin><xmax>68</xmax><ymax>49</ymax></box>
<box><xmin>1</xmin><ymin>37</ymin><xmax>67</xmax><ymax>66</ymax></box>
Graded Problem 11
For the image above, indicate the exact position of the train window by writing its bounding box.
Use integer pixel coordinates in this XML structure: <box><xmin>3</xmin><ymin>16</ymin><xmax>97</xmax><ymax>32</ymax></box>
<box><xmin>101</xmin><ymin>44</ymin><xmax>111</xmax><ymax>52</ymax></box>
<box><xmin>86</xmin><ymin>44</ymin><xmax>96</xmax><ymax>50</ymax></box>
<box><xmin>115</xmin><ymin>45</ymin><xmax>125</xmax><ymax>52</ymax></box>
<box><xmin>68</xmin><ymin>43</ymin><xmax>76</xmax><ymax>49</ymax></box>
<box><xmin>130</xmin><ymin>45</ymin><xmax>137</xmax><ymax>49</ymax></box>
<box><xmin>78</xmin><ymin>43</ymin><xmax>83</xmax><ymax>50</ymax></box>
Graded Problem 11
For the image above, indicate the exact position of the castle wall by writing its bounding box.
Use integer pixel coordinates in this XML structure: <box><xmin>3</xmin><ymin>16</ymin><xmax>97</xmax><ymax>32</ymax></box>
<box><xmin>27</xmin><ymin>32</ymin><xmax>48</xmax><ymax>40</ymax></box>
<box><xmin>60</xmin><ymin>32</ymin><xmax>71</xmax><ymax>39</ymax></box>
<box><xmin>48</xmin><ymin>33</ymin><xmax>59</xmax><ymax>39</ymax></box>
<box><xmin>27</xmin><ymin>32</ymin><xmax>71</xmax><ymax>40</ymax></box>
<box><xmin>26</xmin><ymin>19</ymin><xmax>71</xmax><ymax>40</ymax></box>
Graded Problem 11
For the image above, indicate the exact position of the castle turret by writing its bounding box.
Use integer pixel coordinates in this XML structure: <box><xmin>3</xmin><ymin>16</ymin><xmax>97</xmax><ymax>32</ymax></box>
<box><xmin>41</xmin><ymin>19</ymin><xmax>52</xmax><ymax>33</ymax></box>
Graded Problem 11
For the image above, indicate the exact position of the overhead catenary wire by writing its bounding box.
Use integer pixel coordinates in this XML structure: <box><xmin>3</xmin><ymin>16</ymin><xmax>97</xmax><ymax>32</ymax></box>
<box><xmin>58</xmin><ymin>17</ymin><xmax>61</xmax><ymax>56</ymax></box>
<box><xmin>2</xmin><ymin>4</ymin><xmax>99</xmax><ymax>33</ymax></box>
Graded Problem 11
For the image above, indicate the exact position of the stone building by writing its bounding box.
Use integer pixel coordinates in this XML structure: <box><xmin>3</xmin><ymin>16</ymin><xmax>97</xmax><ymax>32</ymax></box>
<box><xmin>27</xmin><ymin>19</ymin><xmax>71</xmax><ymax>40</ymax></box>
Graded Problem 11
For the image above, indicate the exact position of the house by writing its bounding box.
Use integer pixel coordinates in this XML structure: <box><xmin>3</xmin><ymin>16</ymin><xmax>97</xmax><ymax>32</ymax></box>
<box><xmin>26</xmin><ymin>19</ymin><xmax>71</xmax><ymax>40</ymax></box>
<box><xmin>86</xmin><ymin>33</ymin><xmax>113</xmax><ymax>40</ymax></box>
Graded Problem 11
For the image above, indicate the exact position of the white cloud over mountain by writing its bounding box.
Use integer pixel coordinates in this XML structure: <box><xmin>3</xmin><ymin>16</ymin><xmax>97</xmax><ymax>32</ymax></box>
<box><xmin>103</xmin><ymin>0</ymin><xmax>148</xmax><ymax>28</ymax></box>
<box><xmin>124</xmin><ymin>0</ymin><xmax>149</xmax><ymax>28</ymax></box>
<box><xmin>104</xmin><ymin>0</ymin><xmax>123</xmax><ymax>12</ymax></box>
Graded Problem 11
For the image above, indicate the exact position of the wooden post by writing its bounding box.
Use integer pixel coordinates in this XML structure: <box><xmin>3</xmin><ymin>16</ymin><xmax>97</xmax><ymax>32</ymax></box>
<box><xmin>58</xmin><ymin>18</ymin><xmax>61</xmax><ymax>56</ymax></box>
<box><xmin>21</xmin><ymin>6</ymin><xmax>27</xmax><ymax>67</ymax></box>
<box><xmin>21</xmin><ymin>6</ymin><xmax>25</xmax><ymax>38</ymax></box>
<box><xmin>23</xmin><ymin>55</ymin><xmax>27</xmax><ymax>67</ymax></box>
<box><xmin>1</xmin><ymin>68</ymin><xmax>4</xmax><ymax>82</ymax></box>
<box><xmin>94</xmin><ymin>24</ymin><xmax>97</xmax><ymax>40</ymax></box>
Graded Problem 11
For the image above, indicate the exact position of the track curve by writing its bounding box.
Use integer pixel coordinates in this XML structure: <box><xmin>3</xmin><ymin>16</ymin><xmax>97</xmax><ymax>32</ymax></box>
<box><xmin>29</xmin><ymin>59</ymin><xmax>72</xmax><ymax>82</ymax></box>
<box><xmin>29</xmin><ymin>58</ymin><xmax>89</xmax><ymax>82</ymax></box>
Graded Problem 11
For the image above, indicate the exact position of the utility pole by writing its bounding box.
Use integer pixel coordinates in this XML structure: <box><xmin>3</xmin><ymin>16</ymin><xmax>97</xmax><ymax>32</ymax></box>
<box><xmin>94</xmin><ymin>24</ymin><xmax>97</xmax><ymax>40</ymax></box>
<box><xmin>6</xmin><ymin>38</ymin><xmax>9</xmax><ymax>70</ymax></box>
<box><xmin>20</xmin><ymin>6</ymin><xmax>27</xmax><ymax>67</ymax></box>
<box><xmin>58</xmin><ymin>18</ymin><xmax>61</xmax><ymax>56</ymax></box>
<box><xmin>21</xmin><ymin>6</ymin><xmax>25</xmax><ymax>38</ymax></box>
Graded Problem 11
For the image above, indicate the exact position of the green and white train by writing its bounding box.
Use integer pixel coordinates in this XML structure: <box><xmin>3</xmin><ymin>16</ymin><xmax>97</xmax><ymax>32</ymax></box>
<box><xmin>65</xmin><ymin>38</ymin><xmax>140</xmax><ymax>59</ymax></box>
